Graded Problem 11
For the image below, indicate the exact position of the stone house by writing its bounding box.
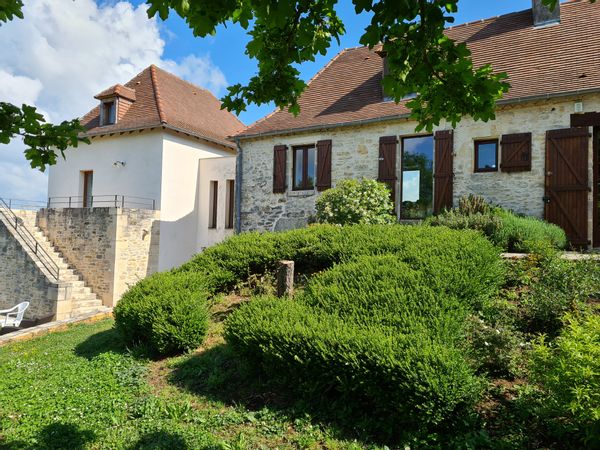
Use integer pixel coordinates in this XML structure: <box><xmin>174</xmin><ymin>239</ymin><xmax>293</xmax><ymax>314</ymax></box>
<box><xmin>235</xmin><ymin>0</ymin><xmax>600</xmax><ymax>248</ymax></box>
<box><xmin>0</xmin><ymin>66</ymin><xmax>243</xmax><ymax>321</ymax></box>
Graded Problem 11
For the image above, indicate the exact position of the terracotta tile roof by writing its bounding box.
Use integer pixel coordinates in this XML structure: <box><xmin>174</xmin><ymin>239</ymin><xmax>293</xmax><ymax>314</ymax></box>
<box><xmin>81</xmin><ymin>65</ymin><xmax>244</xmax><ymax>148</ymax></box>
<box><xmin>94</xmin><ymin>84</ymin><xmax>136</xmax><ymax>102</ymax></box>
<box><xmin>238</xmin><ymin>0</ymin><xmax>600</xmax><ymax>138</ymax></box>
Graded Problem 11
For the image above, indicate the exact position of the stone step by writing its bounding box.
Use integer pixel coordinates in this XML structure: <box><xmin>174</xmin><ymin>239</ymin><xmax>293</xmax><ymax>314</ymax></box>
<box><xmin>72</xmin><ymin>299</ymin><xmax>103</xmax><ymax>309</ymax></box>
<box><xmin>71</xmin><ymin>306</ymin><xmax>109</xmax><ymax>317</ymax></box>
<box><xmin>71</xmin><ymin>286</ymin><xmax>92</xmax><ymax>296</ymax></box>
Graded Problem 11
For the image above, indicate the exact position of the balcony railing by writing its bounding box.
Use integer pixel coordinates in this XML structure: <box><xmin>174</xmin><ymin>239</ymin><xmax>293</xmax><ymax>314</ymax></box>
<box><xmin>3</xmin><ymin>198</ymin><xmax>47</xmax><ymax>211</ymax></box>
<box><xmin>47</xmin><ymin>195</ymin><xmax>157</xmax><ymax>210</ymax></box>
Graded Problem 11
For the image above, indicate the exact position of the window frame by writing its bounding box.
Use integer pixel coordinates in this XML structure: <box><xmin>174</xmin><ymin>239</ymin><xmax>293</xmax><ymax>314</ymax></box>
<box><xmin>474</xmin><ymin>139</ymin><xmax>499</xmax><ymax>173</ymax></box>
<box><xmin>208</xmin><ymin>180</ymin><xmax>218</xmax><ymax>229</ymax></box>
<box><xmin>292</xmin><ymin>145</ymin><xmax>316</xmax><ymax>191</ymax></box>
<box><xmin>399</xmin><ymin>134</ymin><xmax>434</xmax><ymax>220</ymax></box>
<box><xmin>225</xmin><ymin>179</ymin><xmax>235</xmax><ymax>229</ymax></box>
<box><xmin>101</xmin><ymin>100</ymin><xmax>116</xmax><ymax>126</ymax></box>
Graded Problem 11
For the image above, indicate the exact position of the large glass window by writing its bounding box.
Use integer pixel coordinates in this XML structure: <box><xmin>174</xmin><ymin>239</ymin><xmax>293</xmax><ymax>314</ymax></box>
<box><xmin>401</xmin><ymin>135</ymin><xmax>434</xmax><ymax>219</ymax></box>
<box><xmin>475</xmin><ymin>140</ymin><xmax>499</xmax><ymax>172</ymax></box>
<box><xmin>293</xmin><ymin>145</ymin><xmax>316</xmax><ymax>190</ymax></box>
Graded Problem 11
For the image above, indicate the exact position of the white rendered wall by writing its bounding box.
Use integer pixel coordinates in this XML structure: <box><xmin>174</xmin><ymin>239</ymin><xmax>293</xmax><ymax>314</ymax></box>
<box><xmin>47</xmin><ymin>131</ymin><xmax>163</xmax><ymax>208</ymax></box>
<box><xmin>197</xmin><ymin>157</ymin><xmax>236</xmax><ymax>251</ymax></box>
<box><xmin>158</xmin><ymin>132</ymin><xmax>234</xmax><ymax>270</ymax></box>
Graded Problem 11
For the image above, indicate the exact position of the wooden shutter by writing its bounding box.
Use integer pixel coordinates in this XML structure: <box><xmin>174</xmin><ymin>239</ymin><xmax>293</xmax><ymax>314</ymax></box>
<box><xmin>545</xmin><ymin>127</ymin><xmax>590</xmax><ymax>247</ymax></box>
<box><xmin>378</xmin><ymin>136</ymin><xmax>398</xmax><ymax>205</ymax></box>
<box><xmin>273</xmin><ymin>145</ymin><xmax>287</xmax><ymax>193</ymax></box>
<box><xmin>433</xmin><ymin>130</ymin><xmax>454</xmax><ymax>213</ymax></box>
<box><xmin>316</xmin><ymin>139</ymin><xmax>332</xmax><ymax>191</ymax></box>
<box><xmin>501</xmin><ymin>132</ymin><xmax>532</xmax><ymax>172</ymax></box>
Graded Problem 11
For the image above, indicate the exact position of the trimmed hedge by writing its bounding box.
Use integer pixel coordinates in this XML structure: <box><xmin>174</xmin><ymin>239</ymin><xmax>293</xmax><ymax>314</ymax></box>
<box><xmin>114</xmin><ymin>272</ymin><xmax>210</xmax><ymax>356</ymax></box>
<box><xmin>225</xmin><ymin>231</ymin><xmax>504</xmax><ymax>439</ymax></box>
<box><xmin>225</xmin><ymin>297</ymin><xmax>483</xmax><ymax>438</ymax></box>
<box><xmin>181</xmin><ymin>224</ymin><xmax>504</xmax><ymax>305</ymax></box>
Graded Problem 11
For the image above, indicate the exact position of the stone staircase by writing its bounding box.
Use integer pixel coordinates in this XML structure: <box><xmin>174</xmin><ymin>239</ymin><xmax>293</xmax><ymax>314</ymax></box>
<box><xmin>0</xmin><ymin>200</ymin><xmax>109</xmax><ymax>319</ymax></box>
<box><xmin>28</xmin><ymin>227</ymin><xmax>108</xmax><ymax>316</ymax></box>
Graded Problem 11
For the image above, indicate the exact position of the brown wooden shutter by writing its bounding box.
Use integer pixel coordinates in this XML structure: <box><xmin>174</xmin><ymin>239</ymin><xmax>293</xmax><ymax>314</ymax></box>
<box><xmin>434</xmin><ymin>130</ymin><xmax>454</xmax><ymax>213</ymax></box>
<box><xmin>316</xmin><ymin>139</ymin><xmax>332</xmax><ymax>191</ymax></box>
<box><xmin>273</xmin><ymin>145</ymin><xmax>287</xmax><ymax>193</ymax></box>
<box><xmin>378</xmin><ymin>136</ymin><xmax>398</xmax><ymax>205</ymax></box>
<box><xmin>501</xmin><ymin>132</ymin><xmax>532</xmax><ymax>172</ymax></box>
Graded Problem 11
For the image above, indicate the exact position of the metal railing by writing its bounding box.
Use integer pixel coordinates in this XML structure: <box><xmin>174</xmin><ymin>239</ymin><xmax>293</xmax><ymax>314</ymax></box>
<box><xmin>4</xmin><ymin>198</ymin><xmax>47</xmax><ymax>211</ymax></box>
<box><xmin>47</xmin><ymin>195</ymin><xmax>156</xmax><ymax>210</ymax></box>
<box><xmin>0</xmin><ymin>197</ymin><xmax>60</xmax><ymax>281</ymax></box>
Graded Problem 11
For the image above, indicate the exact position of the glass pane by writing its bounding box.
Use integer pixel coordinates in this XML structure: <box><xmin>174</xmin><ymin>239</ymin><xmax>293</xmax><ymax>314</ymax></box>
<box><xmin>477</xmin><ymin>142</ymin><xmax>497</xmax><ymax>170</ymax></box>
<box><xmin>294</xmin><ymin>149</ymin><xmax>304</xmax><ymax>189</ymax></box>
<box><xmin>401</xmin><ymin>136</ymin><xmax>434</xmax><ymax>219</ymax></box>
<box><xmin>306</xmin><ymin>148</ymin><xmax>316</xmax><ymax>189</ymax></box>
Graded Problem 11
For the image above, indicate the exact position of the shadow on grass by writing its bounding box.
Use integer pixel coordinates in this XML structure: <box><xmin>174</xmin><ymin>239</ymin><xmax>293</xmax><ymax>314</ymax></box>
<box><xmin>73</xmin><ymin>327</ymin><xmax>129</xmax><ymax>359</ymax></box>
<box><xmin>0</xmin><ymin>423</ymin><xmax>95</xmax><ymax>450</ymax></box>
<box><xmin>168</xmin><ymin>343</ymin><xmax>378</xmax><ymax>445</ymax></box>
<box><xmin>129</xmin><ymin>431</ymin><xmax>187</xmax><ymax>450</ymax></box>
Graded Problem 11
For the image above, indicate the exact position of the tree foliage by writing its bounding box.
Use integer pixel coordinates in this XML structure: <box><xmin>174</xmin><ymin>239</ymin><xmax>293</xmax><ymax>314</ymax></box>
<box><xmin>144</xmin><ymin>0</ymin><xmax>584</xmax><ymax>131</ymax></box>
<box><xmin>0</xmin><ymin>102</ymin><xmax>88</xmax><ymax>171</ymax></box>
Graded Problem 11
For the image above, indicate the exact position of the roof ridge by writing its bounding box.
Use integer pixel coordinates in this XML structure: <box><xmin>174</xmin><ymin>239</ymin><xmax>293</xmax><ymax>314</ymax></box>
<box><xmin>150</xmin><ymin>64</ymin><xmax>166</xmax><ymax>124</ymax></box>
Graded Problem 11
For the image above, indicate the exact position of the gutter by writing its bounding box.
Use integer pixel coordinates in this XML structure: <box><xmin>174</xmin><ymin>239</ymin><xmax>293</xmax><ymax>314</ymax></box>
<box><xmin>234</xmin><ymin>137</ymin><xmax>243</xmax><ymax>234</ymax></box>
<box><xmin>236</xmin><ymin>87</ymin><xmax>600</xmax><ymax>140</ymax></box>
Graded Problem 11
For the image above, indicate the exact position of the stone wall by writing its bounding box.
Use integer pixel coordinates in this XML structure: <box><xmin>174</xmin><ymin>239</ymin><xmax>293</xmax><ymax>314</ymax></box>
<box><xmin>38</xmin><ymin>208</ymin><xmax>160</xmax><ymax>307</ymax></box>
<box><xmin>0</xmin><ymin>220</ymin><xmax>56</xmax><ymax>320</ymax></box>
<box><xmin>239</xmin><ymin>93</ymin><xmax>600</xmax><ymax>242</ymax></box>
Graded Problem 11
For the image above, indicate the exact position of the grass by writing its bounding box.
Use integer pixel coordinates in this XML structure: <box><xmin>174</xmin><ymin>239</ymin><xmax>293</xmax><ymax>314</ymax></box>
<box><xmin>0</xmin><ymin>312</ymin><xmax>381</xmax><ymax>450</ymax></box>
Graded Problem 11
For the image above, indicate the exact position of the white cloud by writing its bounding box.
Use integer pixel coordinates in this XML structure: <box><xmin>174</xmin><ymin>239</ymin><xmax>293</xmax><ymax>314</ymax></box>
<box><xmin>0</xmin><ymin>0</ymin><xmax>227</xmax><ymax>200</ymax></box>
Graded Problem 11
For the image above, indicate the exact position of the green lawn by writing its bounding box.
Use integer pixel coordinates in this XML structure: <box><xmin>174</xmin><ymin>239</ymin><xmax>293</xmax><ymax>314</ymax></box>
<box><xmin>0</xmin><ymin>317</ymin><xmax>377</xmax><ymax>450</ymax></box>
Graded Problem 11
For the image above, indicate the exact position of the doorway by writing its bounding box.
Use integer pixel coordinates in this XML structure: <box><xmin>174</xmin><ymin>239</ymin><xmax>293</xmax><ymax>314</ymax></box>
<box><xmin>82</xmin><ymin>171</ymin><xmax>93</xmax><ymax>207</ymax></box>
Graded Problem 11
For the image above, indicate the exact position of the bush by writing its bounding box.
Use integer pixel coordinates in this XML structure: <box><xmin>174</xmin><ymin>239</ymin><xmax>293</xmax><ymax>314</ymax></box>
<box><xmin>530</xmin><ymin>314</ymin><xmax>600</xmax><ymax>446</ymax></box>
<box><xmin>225</xmin><ymin>297</ymin><xmax>483</xmax><ymax>441</ymax></box>
<box><xmin>425</xmin><ymin>195</ymin><xmax>567</xmax><ymax>252</ymax></box>
<box><xmin>225</xmin><ymin>243</ymin><xmax>503</xmax><ymax>440</ymax></box>
<box><xmin>114</xmin><ymin>271</ymin><xmax>210</xmax><ymax>356</ymax></box>
<box><xmin>181</xmin><ymin>224</ymin><xmax>504</xmax><ymax>306</ymax></box>
<box><xmin>315</xmin><ymin>178</ymin><xmax>395</xmax><ymax>225</ymax></box>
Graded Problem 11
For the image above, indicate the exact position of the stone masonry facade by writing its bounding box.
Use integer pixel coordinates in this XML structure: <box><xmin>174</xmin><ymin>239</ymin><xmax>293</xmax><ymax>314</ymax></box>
<box><xmin>37</xmin><ymin>207</ymin><xmax>160</xmax><ymax>307</ymax></box>
<box><xmin>240</xmin><ymin>94</ymin><xmax>600</xmax><ymax>243</ymax></box>
<box><xmin>0</xmin><ymin>220</ymin><xmax>56</xmax><ymax>319</ymax></box>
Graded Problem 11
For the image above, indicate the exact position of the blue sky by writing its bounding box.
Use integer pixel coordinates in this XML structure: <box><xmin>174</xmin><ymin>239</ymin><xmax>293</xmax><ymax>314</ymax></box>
<box><xmin>0</xmin><ymin>0</ymin><xmax>535</xmax><ymax>200</ymax></box>
<box><xmin>142</xmin><ymin>0</ymin><xmax>533</xmax><ymax>124</ymax></box>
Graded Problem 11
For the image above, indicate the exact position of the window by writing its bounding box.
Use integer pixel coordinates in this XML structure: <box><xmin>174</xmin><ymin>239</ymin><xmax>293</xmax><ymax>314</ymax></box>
<box><xmin>101</xmin><ymin>100</ymin><xmax>116</xmax><ymax>126</ymax></box>
<box><xmin>401</xmin><ymin>135</ymin><xmax>434</xmax><ymax>219</ymax></box>
<box><xmin>474</xmin><ymin>140</ymin><xmax>499</xmax><ymax>172</ymax></box>
<box><xmin>208</xmin><ymin>180</ymin><xmax>218</xmax><ymax>229</ymax></box>
<box><xmin>225</xmin><ymin>179</ymin><xmax>235</xmax><ymax>229</ymax></box>
<box><xmin>293</xmin><ymin>145</ymin><xmax>316</xmax><ymax>190</ymax></box>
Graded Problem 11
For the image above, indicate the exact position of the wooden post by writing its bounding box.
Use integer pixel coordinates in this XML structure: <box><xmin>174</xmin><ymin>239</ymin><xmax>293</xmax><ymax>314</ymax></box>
<box><xmin>276</xmin><ymin>260</ymin><xmax>294</xmax><ymax>297</ymax></box>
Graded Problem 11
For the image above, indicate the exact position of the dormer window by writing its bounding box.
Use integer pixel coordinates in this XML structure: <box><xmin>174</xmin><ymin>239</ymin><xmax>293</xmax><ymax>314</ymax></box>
<box><xmin>101</xmin><ymin>100</ymin><xmax>116</xmax><ymax>126</ymax></box>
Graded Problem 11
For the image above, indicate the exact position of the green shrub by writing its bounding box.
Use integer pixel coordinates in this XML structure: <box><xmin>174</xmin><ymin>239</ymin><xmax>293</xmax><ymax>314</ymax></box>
<box><xmin>181</xmin><ymin>224</ymin><xmax>504</xmax><ymax>305</ymax></box>
<box><xmin>114</xmin><ymin>272</ymin><xmax>210</xmax><ymax>356</ymax></box>
<box><xmin>492</xmin><ymin>209</ymin><xmax>567</xmax><ymax>252</ymax></box>
<box><xmin>315</xmin><ymin>179</ymin><xmax>395</xmax><ymax>225</ymax></box>
<box><xmin>225</xmin><ymin>297</ymin><xmax>483</xmax><ymax>439</ymax></box>
<box><xmin>425</xmin><ymin>196</ymin><xmax>567</xmax><ymax>252</ymax></box>
<box><xmin>530</xmin><ymin>314</ymin><xmax>600</xmax><ymax>446</ymax></box>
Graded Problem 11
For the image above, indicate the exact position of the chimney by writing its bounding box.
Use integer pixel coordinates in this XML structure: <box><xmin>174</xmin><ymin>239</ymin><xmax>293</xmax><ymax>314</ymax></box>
<box><xmin>532</xmin><ymin>0</ymin><xmax>560</xmax><ymax>27</ymax></box>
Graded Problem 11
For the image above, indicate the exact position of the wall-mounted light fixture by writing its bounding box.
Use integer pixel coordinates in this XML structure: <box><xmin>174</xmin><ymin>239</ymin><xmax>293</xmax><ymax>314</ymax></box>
<box><xmin>112</xmin><ymin>161</ymin><xmax>126</xmax><ymax>168</ymax></box>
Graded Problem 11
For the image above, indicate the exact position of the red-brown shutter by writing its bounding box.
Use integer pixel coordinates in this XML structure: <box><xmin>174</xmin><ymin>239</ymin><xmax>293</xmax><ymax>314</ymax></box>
<box><xmin>501</xmin><ymin>132</ymin><xmax>532</xmax><ymax>172</ymax></box>
<box><xmin>434</xmin><ymin>130</ymin><xmax>454</xmax><ymax>213</ymax></box>
<box><xmin>316</xmin><ymin>139</ymin><xmax>332</xmax><ymax>191</ymax></box>
<box><xmin>378</xmin><ymin>136</ymin><xmax>398</xmax><ymax>205</ymax></box>
<box><xmin>273</xmin><ymin>145</ymin><xmax>287</xmax><ymax>193</ymax></box>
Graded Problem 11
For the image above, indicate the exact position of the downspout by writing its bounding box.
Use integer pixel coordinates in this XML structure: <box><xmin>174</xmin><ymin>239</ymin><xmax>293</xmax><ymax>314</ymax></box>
<box><xmin>234</xmin><ymin>137</ymin><xmax>243</xmax><ymax>233</ymax></box>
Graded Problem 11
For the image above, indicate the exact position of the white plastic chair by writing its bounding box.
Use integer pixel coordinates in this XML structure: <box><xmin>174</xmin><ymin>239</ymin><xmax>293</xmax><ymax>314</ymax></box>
<box><xmin>0</xmin><ymin>302</ymin><xmax>29</xmax><ymax>328</ymax></box>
